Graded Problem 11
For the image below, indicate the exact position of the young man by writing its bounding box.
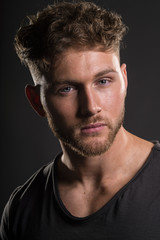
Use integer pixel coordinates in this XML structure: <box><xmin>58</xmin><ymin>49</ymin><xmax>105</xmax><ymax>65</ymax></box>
<box><xmin>1</xmin><ymin>1</ymin><xmax>160</xmax><ymax>239</ymax></box>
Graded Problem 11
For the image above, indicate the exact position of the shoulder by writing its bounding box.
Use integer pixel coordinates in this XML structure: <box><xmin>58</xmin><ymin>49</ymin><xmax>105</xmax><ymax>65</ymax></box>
<box><xmin>0</xmin><ymin>159</ymin><xmax>57</xmax><ymax>239</ymax></box>
<box><xmin>14</xmin><ymin>160</ymin><xmax>54</xmax><ymax>199</ymax></box>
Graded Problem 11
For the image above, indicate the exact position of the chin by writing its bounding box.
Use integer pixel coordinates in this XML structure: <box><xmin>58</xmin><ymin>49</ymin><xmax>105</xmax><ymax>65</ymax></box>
<box><xmin>62</xmin><ymin>134</ymin><xmax>116</xmax><ymax>157</ymax></box>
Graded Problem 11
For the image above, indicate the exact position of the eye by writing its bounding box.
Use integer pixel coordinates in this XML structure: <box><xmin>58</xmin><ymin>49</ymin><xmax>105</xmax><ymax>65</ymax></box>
<box><xmin>57</xmin><ymin>85</ymin><xmax>76</xmax><ymax>96</ymax></box>
<box><xmin>98</xmin><ymin>79</ymin><xmax>110</xmax><ymax>85</ymax></box>
<box><xmin>60</xmin><ymin>86</ymin><xmax>73</xmax><ymax>93</ymax></box>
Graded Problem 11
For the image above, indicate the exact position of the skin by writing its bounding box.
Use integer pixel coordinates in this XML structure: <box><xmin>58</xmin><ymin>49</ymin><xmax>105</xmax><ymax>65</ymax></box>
<box><xmin>42</xmin><ymin>49</ymin><xmax>126</xmax><ymax>156</ymax></box>
<box><xmin>26</xmin><ymin>48</ymin><xmax>153</xmax><ymax>217</ymax></box>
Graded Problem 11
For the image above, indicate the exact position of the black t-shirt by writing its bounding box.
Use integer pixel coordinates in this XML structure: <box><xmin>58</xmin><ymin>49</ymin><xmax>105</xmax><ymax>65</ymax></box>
<box><xmin>1</xmin><ymin>142</ymin><xmax>160</xmax><ymax>240</ymax></box>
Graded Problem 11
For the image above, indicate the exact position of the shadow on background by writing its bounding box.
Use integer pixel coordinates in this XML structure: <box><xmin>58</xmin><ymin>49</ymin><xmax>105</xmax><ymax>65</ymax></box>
<box><xmin>1</xmin><ymin>0</ymin><xmax>160</xmax><ymax>217</ymax></box>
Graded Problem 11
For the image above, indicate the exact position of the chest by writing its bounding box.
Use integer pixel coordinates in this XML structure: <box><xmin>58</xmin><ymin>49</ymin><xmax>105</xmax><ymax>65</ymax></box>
<box><xmin>14</xmin><ymin>184</ymin><xmax>160</xmax><ymax>240</ymax></box>
<box><xmin>58</xmin><ymin>177</ymin><xmax>133</xmax><ymax>218</ymax></box>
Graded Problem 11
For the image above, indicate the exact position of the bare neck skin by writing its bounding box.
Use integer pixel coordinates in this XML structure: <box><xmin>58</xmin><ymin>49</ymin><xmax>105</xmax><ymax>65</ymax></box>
<box><xmin>57</xmin><ymin>127</ymin><xmax>153</xmax><ymax>217</ymax></box>
<box><xmin>59</xmin><ymin>127</ymin><xmax>152</xmax><ymax>181</ymax></box>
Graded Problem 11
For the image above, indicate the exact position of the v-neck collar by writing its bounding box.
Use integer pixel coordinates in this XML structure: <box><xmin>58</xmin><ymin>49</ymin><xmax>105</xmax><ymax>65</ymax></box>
<box><xmin>52</xmin><ymin>142</ymin><xmax>160</xmax><ymax>223</ymax></box>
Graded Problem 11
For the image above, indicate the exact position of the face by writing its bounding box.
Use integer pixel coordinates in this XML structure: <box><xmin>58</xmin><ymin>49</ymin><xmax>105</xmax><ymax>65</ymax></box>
<box><xmin>40</xmin><ymin>49</ymin><xmax>127</xmax><ymax>157</ymax></box>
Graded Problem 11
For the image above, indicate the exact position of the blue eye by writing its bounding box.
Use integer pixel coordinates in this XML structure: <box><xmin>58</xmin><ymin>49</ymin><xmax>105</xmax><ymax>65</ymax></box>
<box><xmin>100</xmin><ymin>79</ymin><xmax>107</xmax><ymax>84</ymax></box>
<box><xmin>60</xmin><ymin>86</ymin><xmax>73</xmax><ymax>93</ymax></box>
<box><xmin>99</xmin><ymin>79</ymin><xmax>109</xmax><ymax>85</ymax></box>
<box><xmin>57</xmin><ymin>86</ymin><xmax>76</xmax><ymax>96</ymax></box>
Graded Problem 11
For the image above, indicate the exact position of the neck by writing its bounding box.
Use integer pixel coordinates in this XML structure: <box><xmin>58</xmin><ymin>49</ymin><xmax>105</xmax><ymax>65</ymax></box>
<box><xmin>59</xmin><ymin>127</ymin><xmax>135</xmax><ymax>182</ymax></box>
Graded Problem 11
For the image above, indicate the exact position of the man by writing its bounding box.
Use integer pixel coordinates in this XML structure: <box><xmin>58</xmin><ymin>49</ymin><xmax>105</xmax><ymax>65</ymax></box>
<box><xmin>1</xmin><ymin>1</ymin><xmax>160</xmax><ymax>239</ymax></box>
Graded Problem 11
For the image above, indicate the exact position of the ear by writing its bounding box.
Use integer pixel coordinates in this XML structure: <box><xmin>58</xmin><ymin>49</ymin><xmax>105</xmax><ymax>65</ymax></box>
<box><xmin>120</xmin><ymin>63</ymin><xmax>128</xmax><ymax>90</ymax></box>
<box><xmin>25</xmin><ymin>84</ymin><xmax>46</xmax><ymax>117</ymax></box>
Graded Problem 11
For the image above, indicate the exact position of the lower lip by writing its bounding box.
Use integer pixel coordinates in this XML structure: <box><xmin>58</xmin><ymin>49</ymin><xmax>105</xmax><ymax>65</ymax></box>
<box><xmin>81</xmin><ymin>125</ymin><xmax>106</xmax><ymax>134</ymax></box>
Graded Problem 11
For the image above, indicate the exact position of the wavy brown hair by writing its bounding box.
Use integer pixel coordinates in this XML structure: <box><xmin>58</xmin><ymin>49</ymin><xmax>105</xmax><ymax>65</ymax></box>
<box><xmin>14</xmin><ymin>1</ymin><xmax>127</xmax><ymax>83</ymax></box>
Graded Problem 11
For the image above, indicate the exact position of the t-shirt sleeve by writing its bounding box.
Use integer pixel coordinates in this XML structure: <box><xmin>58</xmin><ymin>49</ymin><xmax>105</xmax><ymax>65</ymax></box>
<box><xmin>0</xmin><ymin>187</ymin><xmax>21</xmax><ymax>240</ymax></box>
<box><xmin>0</xmin><ymin>201</ymin><xmax>11</xmax><ymax>240</ymax></box>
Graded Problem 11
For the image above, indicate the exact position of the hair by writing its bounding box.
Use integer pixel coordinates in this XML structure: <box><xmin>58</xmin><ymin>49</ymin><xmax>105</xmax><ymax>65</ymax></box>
<box><xmin>14</xmin><ymin>1</ymin><xmax>128</xmax><ymax>84</ymax></box>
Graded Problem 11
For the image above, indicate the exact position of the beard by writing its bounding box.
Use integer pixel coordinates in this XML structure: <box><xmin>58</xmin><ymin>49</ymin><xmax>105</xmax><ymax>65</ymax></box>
<box><xmin>46</xmin><ymin>106</ymin><xmax>125</xmax><ymax>157</ymax></box>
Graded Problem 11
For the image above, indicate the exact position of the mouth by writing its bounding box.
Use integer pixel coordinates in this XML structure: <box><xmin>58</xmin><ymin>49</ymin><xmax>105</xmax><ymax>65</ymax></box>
<box><xmin>81</xmin><ymin>123</ymin><xmax>107</xmax><ymax>134</ymax></box>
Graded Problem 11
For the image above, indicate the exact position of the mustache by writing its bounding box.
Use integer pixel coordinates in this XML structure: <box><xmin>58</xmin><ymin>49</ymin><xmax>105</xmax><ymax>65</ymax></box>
<box><xmin>73</xmin><ymin>116</ymin><xmax>113</xmax><ymax>130</ymax></box>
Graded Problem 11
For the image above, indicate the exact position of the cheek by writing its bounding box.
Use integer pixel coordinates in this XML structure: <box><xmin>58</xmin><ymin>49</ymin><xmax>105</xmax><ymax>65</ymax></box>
<box><xmin>102</xmin><ymin>85</ymin><xmax>126</xmax><ymax>115</ymax></box>
<box><xmin>44</xmin><ymin>95</ymin><xmax>76</xmax><ymax>124</ymax></box>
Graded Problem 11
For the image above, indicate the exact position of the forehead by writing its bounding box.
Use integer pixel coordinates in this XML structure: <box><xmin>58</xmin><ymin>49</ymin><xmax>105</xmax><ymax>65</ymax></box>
<box><xmin>49</xmin><ymin>49</ymin><xmax>121</xmax><ymax>82</ymax></box>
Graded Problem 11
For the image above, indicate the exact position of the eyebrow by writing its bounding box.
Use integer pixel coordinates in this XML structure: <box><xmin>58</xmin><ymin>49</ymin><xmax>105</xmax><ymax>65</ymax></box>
<box><xmin>94</xmin><ymin>68</ymin><xmax>118</xmax><ymax>78</ymax></box>
<box><xmin>52</xmin><ymin>68</ymin><xmax>117</xmax><ymax>86</ymax></box>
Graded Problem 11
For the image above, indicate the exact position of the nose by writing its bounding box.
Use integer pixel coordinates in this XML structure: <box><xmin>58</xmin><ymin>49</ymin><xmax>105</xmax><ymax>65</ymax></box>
<box><xmin>77</xmin><ymin>87</ymin><xmax>102</xmax><ymax>117</ymax></box>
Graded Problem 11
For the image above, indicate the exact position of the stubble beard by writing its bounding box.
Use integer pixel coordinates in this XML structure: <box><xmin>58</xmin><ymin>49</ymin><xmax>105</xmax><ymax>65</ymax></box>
<box><xmin>46</xmin><ymin>107</ymin><xmax>125</xmax><ymax>157</ymax></box>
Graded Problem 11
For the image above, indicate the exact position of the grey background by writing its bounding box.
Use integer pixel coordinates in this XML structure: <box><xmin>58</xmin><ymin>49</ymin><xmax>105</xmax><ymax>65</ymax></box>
<box><xmin>1</xmin><ymin>0</ymin><xmax>160</xmax><ymax>217</ymax></box>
